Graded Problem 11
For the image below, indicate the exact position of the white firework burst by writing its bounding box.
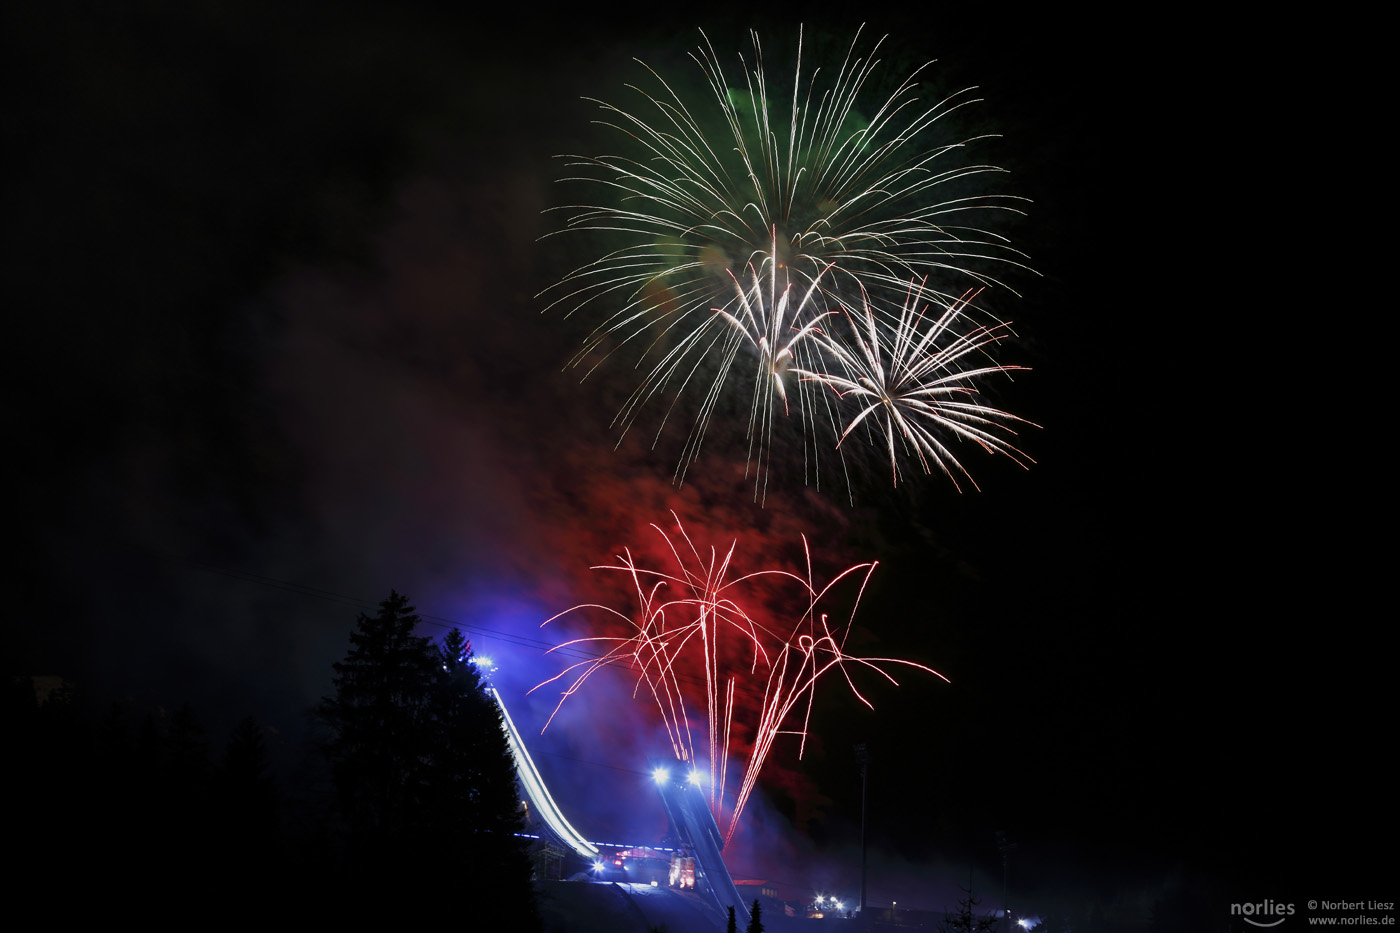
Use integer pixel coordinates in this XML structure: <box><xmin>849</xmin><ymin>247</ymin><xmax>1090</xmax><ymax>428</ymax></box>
<box><xmin>797</xmin><ymin>283</ymin><xmax>1036</xmax><ymax>490</ymax></box>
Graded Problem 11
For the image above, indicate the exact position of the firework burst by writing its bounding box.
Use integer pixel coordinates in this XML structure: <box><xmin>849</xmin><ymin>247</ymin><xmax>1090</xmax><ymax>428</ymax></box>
<box><xmin>542</xmin><ymin>26</ymin><xmax>1034</xmax><ymax>494</ymax></box>
<box><xmin>532</xmin><ymin>513</ymin><xmax>947</xmax><ymax>845</ymax></box>
<box><xmin>798</xmin><ymin>282</ymin><xmax>1037</xmax><ymax>489</ymax></box>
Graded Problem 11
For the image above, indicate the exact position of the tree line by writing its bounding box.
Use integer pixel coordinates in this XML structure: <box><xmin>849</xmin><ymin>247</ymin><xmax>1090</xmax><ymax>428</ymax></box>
<box><xmin>9</xmin><ymin>591</ymin><xmax>537</xmax><ymax>925</ymax></box>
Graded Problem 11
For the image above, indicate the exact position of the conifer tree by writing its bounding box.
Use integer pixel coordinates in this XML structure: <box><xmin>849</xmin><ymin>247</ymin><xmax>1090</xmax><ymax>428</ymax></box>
<box><xmin>217</xmin><ymin>716</ymin><xmax>280</xmax><ymax>861</ymax></box>
<box><xmin>317</xmin><ymin>590</ymin><xmax>438</xmax><ymax>847</ymax></box>
<box><xmin>745</xmin><ymin>899</ymin><xmax>764</xmax><ymax>933</ymax></box>
<box><xmin>939</xmin><ymin>886</ymin><xmax>999</xmax><ymax>933</ymax></box>
<box><xmin>424</xmin><ymin>628</ymin><xmax>523</xmax><ymax>849</ymax></box>
<box><xmin>317</xmin><ymin>594</ymin><xmax>537</xmax><ymax>925</ymax></box>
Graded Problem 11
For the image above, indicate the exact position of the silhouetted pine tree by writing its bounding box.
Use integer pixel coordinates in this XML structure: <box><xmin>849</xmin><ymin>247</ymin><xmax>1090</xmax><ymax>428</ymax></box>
<box><xmin>165</xmin><ymin>701</ymin><xmax>210</xmax><ymax>784</ymax></box>
<box><xmin>216</xmin><ymin>716</ymin><xmax>280</xmax><ymax>873</ymax></box>
<box><xmin>422</xmin><ymin>627</ymin><xmax>534</xmax><ymax>916</ymax></box>
<box><xmin>317</xmin><ymin>590</ymin><xmax>438</xmax><ymax>856</ymax></box>
<box><xmin>745</xmin><ymin>899</ymin><xmax>764</xmax><ymax>933</ymax></box>
<box><xmin>317</xmin><ymin>595</ymin><xmax>537</xmax><ymax>925</ymax></box>
<box><xmin>424</xmin><ymin>630</ymin><xmax>521</xmax><ymax>841</ymax></box>
<box><xmin>155</xmin><ymin>702</ymin><xmax>215</xmax><ymax>880</ymax></box>
<box><xmin>939</xmin><ymin>887</ymin><xmax>999</xmax><ymax>933</ymax></box>
<box><xmin>727</xmin><ymin>905</ymin><xmax>737</xmax><ymax>933</ymax></box>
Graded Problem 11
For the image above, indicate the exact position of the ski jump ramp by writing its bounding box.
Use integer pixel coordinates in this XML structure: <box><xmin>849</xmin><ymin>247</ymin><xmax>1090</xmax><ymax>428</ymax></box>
<box><xmin>491</xmin><ymin>688</ymin><xmax>746</xmax><ymax>922</ymax></box>
<box><xmin>491</xmin><ymin>686</ymin><xmax>598</xmax><ymax>860</ymax></box>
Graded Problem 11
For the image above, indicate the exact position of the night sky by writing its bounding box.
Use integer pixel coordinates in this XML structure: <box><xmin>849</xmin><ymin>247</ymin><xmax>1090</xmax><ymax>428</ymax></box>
<box><xmin>7</xmin><ymin>1</ymin><xmax>1385</xmax><ymax>922</ymax></box>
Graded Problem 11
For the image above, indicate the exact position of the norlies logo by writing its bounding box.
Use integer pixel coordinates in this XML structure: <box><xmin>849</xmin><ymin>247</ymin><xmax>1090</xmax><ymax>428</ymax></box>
<box><xmin>1231</xmin><ymin>900</ymin><xmax>1296</xmax><ymax>927</ymax></box>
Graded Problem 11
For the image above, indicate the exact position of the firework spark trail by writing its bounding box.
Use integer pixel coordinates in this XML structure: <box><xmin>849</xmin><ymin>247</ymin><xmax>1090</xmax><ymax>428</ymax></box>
<box><xmin>712</xmin><ymin>234</ymin><xmax>845</xmax><ymax>500</ymax></box>
<box><xmin>542</xmin><ymin>26</ymin><xmax>1035</xmax><ymax>494</ymax></box>
<box><xmin>534</xmin><ymin>513</ymin><xmax>948</xmax><ymax>844</ymax></box>
<box><xmin>796</xmin><ymin>281</ymin><xmax>1038</xmax><ymax>489</ymax></box>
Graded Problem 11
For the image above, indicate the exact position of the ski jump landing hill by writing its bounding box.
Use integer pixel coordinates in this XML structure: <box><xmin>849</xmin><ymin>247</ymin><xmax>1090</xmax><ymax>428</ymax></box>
<box><xmin>491</xmin><ymin>687</ymin><xmax>747</xmax><ymax>922</ymax></box>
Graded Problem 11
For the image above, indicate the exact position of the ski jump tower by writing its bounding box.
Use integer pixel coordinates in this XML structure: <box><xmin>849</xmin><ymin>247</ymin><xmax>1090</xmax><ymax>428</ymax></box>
<box><xmin>649</xmin><ymin>761</ymin><xmax>750</xmax><ymax>922</ymax></box>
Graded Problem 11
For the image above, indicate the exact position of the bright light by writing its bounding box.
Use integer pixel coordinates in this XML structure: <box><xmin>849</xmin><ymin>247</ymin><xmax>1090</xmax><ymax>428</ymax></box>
<box><xmin>687</xmin><ymin>769</ymin><xmax>702</xmax><ymax>787</ymax></box>
<box><xmin>471</xmin><ymin>656</ymin><xmax>495</xmax><ymax>670</ymax></box>
<box><xmin>491</xmin><ymin>687</ymin><xmax>598</xmax><ymax>859</ymax></box>
<box><xmin>593</xmin><ymin>860</ymin><xmax>604</xmax><ymax>872</ymax></box>
<box><xmin>652</xmin><ymin>767</ymin><xmax>670</xmax><ymax>784</ymax></box>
